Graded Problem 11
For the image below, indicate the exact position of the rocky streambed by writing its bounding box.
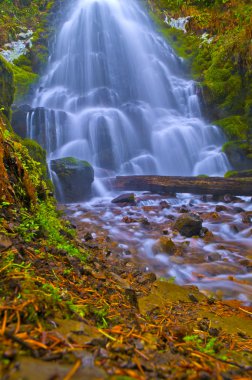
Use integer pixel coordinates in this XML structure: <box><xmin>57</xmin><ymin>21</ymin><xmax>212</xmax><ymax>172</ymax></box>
<box><xmin>66</xmin><ymin>191</ymin><xmax>252</xmax><ymax>305</ymax></box>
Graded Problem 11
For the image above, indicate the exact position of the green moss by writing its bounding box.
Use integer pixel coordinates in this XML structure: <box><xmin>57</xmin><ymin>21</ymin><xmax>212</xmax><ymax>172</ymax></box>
<box><xmin>12</xmin><ymin>65</ymin><xmax>38</xmax><ymax>101</ymax></box>
<box><xmin>215</xmin><ymin>116</ymin><xmax>248</xmax><ymax>140</ymax></box>
<box><xmin>224</xmin><ymin>170</ymin><xmax>238</xmax><ymax>178</ymax></box>
<box><xmin>225</xmin><ymin>169</ymin><xmax>252</xmax><ymax>177</ymax></box>
<box><xmin>22</xmin><ymin>138</ymin><xmax>48</xmax><ymax>179</ymax></box>
<box><xmin>0</xmin><ymin>56</ymin><xmax>15</xmax><ymax>118</ymax></box>
<box><xmin>57</xmin><ymin>157</ymin><xmax>92</xmax><ymax>168</ymax></box>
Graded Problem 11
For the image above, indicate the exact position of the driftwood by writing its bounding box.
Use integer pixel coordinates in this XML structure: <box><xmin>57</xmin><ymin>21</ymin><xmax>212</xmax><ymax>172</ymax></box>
<box><xmin>113</xmin><ymin>175</ymin><xmax>252</xmax><ymax>196</ymax></box>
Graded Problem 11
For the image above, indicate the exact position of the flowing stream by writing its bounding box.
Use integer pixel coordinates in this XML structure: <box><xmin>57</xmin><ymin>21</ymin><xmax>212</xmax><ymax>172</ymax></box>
<box><xmin>24</xmin><ymin>0</ymin><xmax>251</xmax><ymax>303</ymax></box>
<box><xmin>27</xmin><ymin>0</ymin><xmax>229</xmax><ymax>190</ymax></box>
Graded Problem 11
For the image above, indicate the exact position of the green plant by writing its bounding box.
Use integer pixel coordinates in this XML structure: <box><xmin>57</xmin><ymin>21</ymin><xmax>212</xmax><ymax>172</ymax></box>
<box><xmin>184</xmin><ymin>335</ymin><xmax>218</xmax><ymax>355</ymax></box>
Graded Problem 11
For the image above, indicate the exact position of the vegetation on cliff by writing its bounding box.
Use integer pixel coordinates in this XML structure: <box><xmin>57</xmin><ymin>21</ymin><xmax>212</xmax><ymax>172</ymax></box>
<box><xmin>0</xmin><ymin>0</ymin><xmax>62</xmax><ymax>101</ymax></box>
<box><xmin>148</xmin><ymin>0</ymin><xmax>252</xmax><ymax>170</ymax></box>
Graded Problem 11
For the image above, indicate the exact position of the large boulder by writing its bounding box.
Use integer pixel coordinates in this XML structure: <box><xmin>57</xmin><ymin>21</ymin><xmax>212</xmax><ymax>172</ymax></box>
<box><xmin>50</xmin><ymin>157</ymin><xmax>94</xmax><ymax>202</ymax></box>
<box><xmin>173</xmin><ymin>213</ymin><xmax>203</xmax><ymax>237</ymax></box>
<box><xmin>112</xmin><ymin>193</ymin><xmax>136</xmax><ymax>206</ymax></box>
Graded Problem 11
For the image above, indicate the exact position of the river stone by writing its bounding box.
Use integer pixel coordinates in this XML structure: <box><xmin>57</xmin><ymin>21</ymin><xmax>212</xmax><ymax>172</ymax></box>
<box><xmin>112</xmin><ymin>193</ymin><xmax>136</xmax><ymax>205</ymax></box>
<box><xmin>173</xmin><ymin>213</ymin><xmax>203</xmax><ymax>237</ymax></box>
<box><xmin>153</xmin><ymin>236</ymin><xmax>176</xmax><ymax>255</ymax></box>
<box><xmin>50</xmin><ymin>157</ymin><xmax>94</xmax><ymax>202</ymax></box>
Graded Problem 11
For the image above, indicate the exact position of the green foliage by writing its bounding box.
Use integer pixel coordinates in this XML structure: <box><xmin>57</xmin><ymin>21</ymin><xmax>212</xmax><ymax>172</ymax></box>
<box><xmin>12</xmin><ymin>64</ymin><xmax>38</xmax><ymax>101</ymax></box>
<box><xmin>183</xmin><ymin>335</ymin><xmax>218</xmax><ymax>355</ymax></box>
<box><xmin>0</xmin><ymin>56</ymin><xmax>14</xmax><ymax>118</ymax></box>
<box><xmin>150</xmin><ymin>0</ymin><xmax>252</xmax><ymax>156</ymax></box>
<box><xmin>66</xmin><ymin>302</ymin><xmax>87</xmax><ymax>319</ymax></box>
<box><xmin>92</xmin><ymin>306</ymin><xmax>109</xmax><ymax>328</ymax></box>
<box><xmin>215</xmin><ymin>116</ymin><xmax>248</xmax><ymax>140</ymax></box>
<box><xmin>224</xmin><ymin>170</ymin><xmax>238</xmax><ymax>178</ymax></box>
<box><xmin>16</xmin><ymin>200</ymin><xmax>86</xmax><ymax>261</ymax></box>
<box><xmin>22</xmin><ymin>138</ymin><xmax>48</xmax><ymax>180</ymax></box>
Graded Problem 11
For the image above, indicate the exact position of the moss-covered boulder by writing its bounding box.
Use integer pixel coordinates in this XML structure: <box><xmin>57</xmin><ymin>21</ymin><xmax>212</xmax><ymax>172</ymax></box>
<box><xmin>50</xmin><ymin>157</ymin><xmax>94</xmax><ymax>202</ymax></box>
<box><xmin>0</xmin><ymin>56</ymin><xmax>14</xmax><ymax>118</ymax></box>
<box><xmin>173</xmin><ymin>213</ymin><xmax>203</xmax><ymax>237</ymax></box>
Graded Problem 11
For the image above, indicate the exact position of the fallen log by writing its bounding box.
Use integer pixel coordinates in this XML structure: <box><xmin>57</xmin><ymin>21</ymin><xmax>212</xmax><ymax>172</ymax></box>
<box><xmin>113</xmin><ymin>175</ymin><xmax>252</xmax><ymax>196</ymax></box>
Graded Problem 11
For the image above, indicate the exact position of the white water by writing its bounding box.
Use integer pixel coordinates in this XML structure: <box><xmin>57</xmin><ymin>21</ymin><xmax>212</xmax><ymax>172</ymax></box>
<box><xmin>27</xmin><ymin>0</ymin><xmax>229</xmax><ymax>196</ymax></box>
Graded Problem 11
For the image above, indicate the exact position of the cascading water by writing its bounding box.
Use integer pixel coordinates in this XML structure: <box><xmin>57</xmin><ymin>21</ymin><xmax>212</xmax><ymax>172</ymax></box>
<box><xmin>27</xmin><ymin>0</ymin><xmax>230</xmax><ymax>200</ymax></box>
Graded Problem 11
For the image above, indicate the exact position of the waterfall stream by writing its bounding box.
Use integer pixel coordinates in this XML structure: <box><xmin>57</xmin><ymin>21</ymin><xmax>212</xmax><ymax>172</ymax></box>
<box><xmin>27</xmin><ymin>0</ymin><xmax>230</xmax><ymax>198</ymax></box>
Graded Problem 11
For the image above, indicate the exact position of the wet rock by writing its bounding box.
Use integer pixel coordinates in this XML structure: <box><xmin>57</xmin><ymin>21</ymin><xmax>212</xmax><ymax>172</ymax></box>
<box><xmin>50</xmin><ymin>157</ymin><xmax>94</xmax><ymax>202</ymax></box>
<box><xmin>197</xmin><ymin>318</ymin><xmax>210</xmax><ymax>331</ymax></box>
<box><xmin>0</xmin><ymin>234</ymin><xmax>12</xmax><ymax>251</ymax></box>
<box><xmin>178</xmin><ymin>205</ymin><xmax>189</xmax><ymax>213</ymax></box>
<box><xmin>11</xmin><ymin>104</ymin><xmax>31</xmax><ymax>138</ymax></box>
<box><xmin>215</xmin><ymin>205</ymin><xmax>228</xmax><ymax>212</ymax></box>
<box><xmin>241</xmin><ymin>212</ymin><xmax>252</xmax><ymax>224</ymax></box>
<box><xmin>112</xmin><ymin>193</ymin><xmax>136</xmax><ymax>205</ymax></box>
<box><xmin>139</xmin><ymin>217</ymin><xmax>150</xmax><ymax>227</ymax></box>
<box><xmin>84</xmin><ymin>232</ymin><xmax>93</xmax><ymax>241</ymax></box>
<box><xmin>159</xmin><ymin>200</ymin><xmax>170</xmax><ymax>209</ymax></box>
<box><xmin>138</xmin><ymin>272</ymin><xmax>157</xmax><ymax>285</ymax></box>
<box><xmin>212</xmin><ymin>194</ymin><xmax>237</xmax><ymax>203</ymax></box>
<box><xmin>173</xmin><ymin>213</ymin><xmax>203</xmax><ymax>237</ymax></box>
<box><xmin>122</xmin><ymin>216</ymin><xmax>137</xmax><ymax>223</ymax></box>
<box><xmin>207</xmin><ymin>253</ymin><xmax>221</xmax><ymax>262</ymax></box>
<box><xmin>224</xmin><ymin>194</ymin><xmax>235</xmax><ymax>203</ymax></box>
<box><xmin>153</xmin><ymin>236</ymin><xmax>176</xmax><ymax>255</ymax></box>
<box><xmin>229</xmin><ymin>224</ymin><xmax>240</xmax><ymax>234</ymax></box>
<box><xmin>199</xmin><ymin>227</ymin><xmax>209</xmax><ymax>237</ymax></box>
<box><xmin>233</xmin><ymin>206</ymin><xmax>245</xmax><ymax>213</ymax></box>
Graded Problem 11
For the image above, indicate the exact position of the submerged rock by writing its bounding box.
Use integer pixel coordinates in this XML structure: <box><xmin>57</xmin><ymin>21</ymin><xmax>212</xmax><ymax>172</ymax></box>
<box><xmin>173</xmin><ymin>213</ymin><xmax>203</xmax><ymax>237</ymax></box>
<box><xmin>50</xmin><ymin>157</ymin><xmax>94</xmax><ymax>202</ymax></box>
<box><xmin>153</xmin><ymin>236</ymin><xmax>176</xmax><ymax>255</ymax></box>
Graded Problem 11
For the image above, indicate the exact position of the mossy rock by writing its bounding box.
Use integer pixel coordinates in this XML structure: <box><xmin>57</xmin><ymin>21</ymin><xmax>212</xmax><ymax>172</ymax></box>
<box><xmin>222</xmin><ymin>141</ymin><xmax>252</xmax><ymax>170</ymax></box>
<box><xmin>0</xmin><ymin>56</ymin><xmax>15</xmax><ymax>118</ymax></box>
<box><xmin>225</xmin><ymin>169</ymin><xmax>252</xmax><ymax>178</ymax></box>
<box><xmin>22</xmin><ymin>138</ymin><xmax>48</xmax><ymax>182</ymax></box>
<box><xmin>153</xmin><ymin>236</ymin><xmax>176</xmax><ymax>255</ymax></box>
<box><xmin>50</xmin><ymin>157</ymin><xmax>94</xmax><ymax>203</ymax></box>
<box><xmin>173</xmin><ymin>213</ymin><xmax>203</xmax><ymax>237</ymax></box>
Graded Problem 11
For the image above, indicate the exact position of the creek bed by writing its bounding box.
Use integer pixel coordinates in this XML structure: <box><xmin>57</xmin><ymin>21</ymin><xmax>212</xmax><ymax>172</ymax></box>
<box><xmin>66</xmin><ymin>191</ymin><xmax>252</xmax><ymax>305</ymax></box>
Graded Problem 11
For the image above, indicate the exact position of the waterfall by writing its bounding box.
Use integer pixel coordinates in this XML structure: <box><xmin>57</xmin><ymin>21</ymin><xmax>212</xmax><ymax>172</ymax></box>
<box><xmin>27</xmin><ymin>0</ymin><xmax>230</xmax><ymax>196</ymax></box>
